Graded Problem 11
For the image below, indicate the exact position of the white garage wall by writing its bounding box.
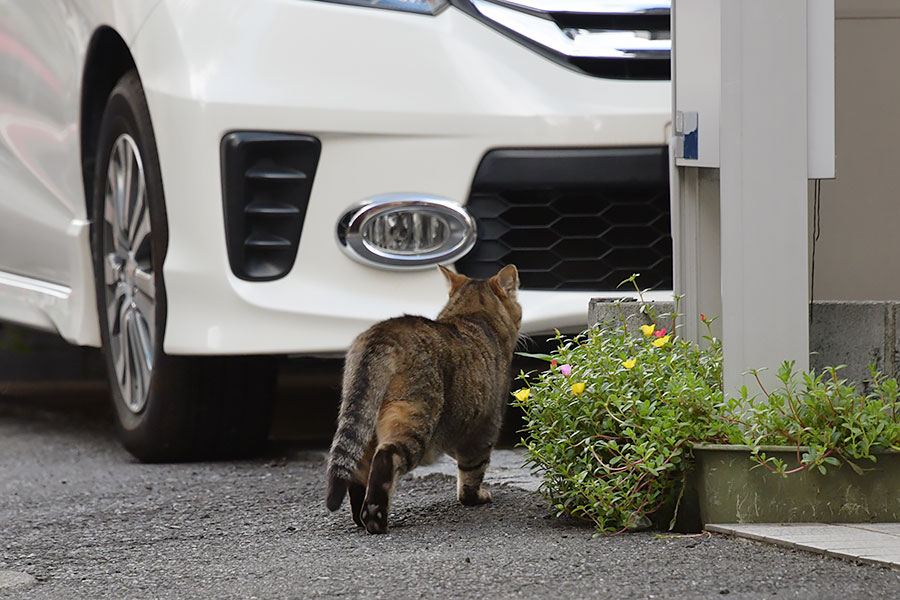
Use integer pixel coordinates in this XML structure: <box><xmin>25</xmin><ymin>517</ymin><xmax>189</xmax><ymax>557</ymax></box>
<box><xmin>812</xmin><ymin>0</ymin><xmax>900</xmax><ymax>301</ymax></box>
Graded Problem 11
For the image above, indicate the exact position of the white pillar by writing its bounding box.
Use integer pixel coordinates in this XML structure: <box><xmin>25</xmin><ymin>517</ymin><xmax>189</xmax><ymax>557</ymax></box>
<box><xmin>719</xmin><ymin>0</ymin><xmax>810</xmax><ymax>394</ymax></box>
<box><xmin>673</xmin><ymin>0</ymin><xmax>827</xmax><ymax>397</ymax></box>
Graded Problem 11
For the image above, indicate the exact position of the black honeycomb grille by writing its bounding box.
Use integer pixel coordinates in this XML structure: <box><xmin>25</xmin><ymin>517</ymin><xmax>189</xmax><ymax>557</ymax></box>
<box><xmin>454</xmin><ymin>148</ymin><xmax>672</xmax><ymax>291</ymax></box>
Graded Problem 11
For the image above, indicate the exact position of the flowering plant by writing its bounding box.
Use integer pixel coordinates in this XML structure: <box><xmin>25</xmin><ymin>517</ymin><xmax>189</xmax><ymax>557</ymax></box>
<box><xmin>512</xmin><ymin>275</ymin><xmax>900</xmax><ymax>534</ymax></box>
<box><xmin>512</xmin><ymin>276</ymin><xmax>738</xmax><ymax>534</ymax></box>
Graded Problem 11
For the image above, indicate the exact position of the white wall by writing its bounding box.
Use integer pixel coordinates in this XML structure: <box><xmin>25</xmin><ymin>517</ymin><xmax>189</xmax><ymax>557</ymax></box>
<box><xmin>813</xmin><ymin>0</ymin><xmax>900</xmax><ymax>301</ymax></box>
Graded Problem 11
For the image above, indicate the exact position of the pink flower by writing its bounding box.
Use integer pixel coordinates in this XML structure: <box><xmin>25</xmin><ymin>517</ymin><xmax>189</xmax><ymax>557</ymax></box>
<box><xmin>653</xmin><ymin>328</ymin><xmax>667</xmax><ymax>338</ymax></box>
<box><xmin>560</xmin><ymin>364</ymin><xmax>572</xmax><ymax>377</ymax></box>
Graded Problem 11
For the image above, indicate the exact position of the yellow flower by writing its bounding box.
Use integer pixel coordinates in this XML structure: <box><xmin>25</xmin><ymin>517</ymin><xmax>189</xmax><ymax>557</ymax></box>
<box><xmin>571</xmin><ymin>382</ymin><xmax>586</xmax><ymax>396</ymax></box>
<box><xmin>639</xmin><ymin>324</ymin><xmax>655</xmax><ymax>337</ymax></box>
<box><xmin>513</xmin><ymin>388</ymin><xmax>530</xmax><ymax>402</ymax></box>
<box><xmin>651</xmin><ymin>334</ymin><xmax>671</xmax><ymax>347</ymax></box>
<box><xmin>622</xmin><ymin>358</ymin><xmax>636</xmax><ymax>370</ymax></box>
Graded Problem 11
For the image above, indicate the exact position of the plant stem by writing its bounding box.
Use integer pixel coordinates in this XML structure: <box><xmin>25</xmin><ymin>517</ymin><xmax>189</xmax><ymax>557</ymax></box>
<box><xmin>753</xmin><ymin>371</ymin><xmax>770</xmax><ymax>399</ymax></box>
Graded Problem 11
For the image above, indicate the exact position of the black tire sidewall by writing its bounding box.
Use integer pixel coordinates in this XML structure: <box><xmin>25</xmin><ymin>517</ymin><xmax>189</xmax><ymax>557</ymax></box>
<box><xmin>91</xmin><ymin>71</ymin><xmax>276</xmax><ymax>462</ymax></box>
<box><xmin>91</xmin><ymin>71</ymin><xmax>172</xmax><ymax>440</ymax></box>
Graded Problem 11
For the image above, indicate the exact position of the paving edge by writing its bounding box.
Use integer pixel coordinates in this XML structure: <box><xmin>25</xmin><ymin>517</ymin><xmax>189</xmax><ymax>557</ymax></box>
<box><xmin>409</xmin><ymin>450</ymin><xmax>541</xmax><ymax>493</ymax></box>
<box><xmin>0</xmin><ymin>570</ymin><xmax>36</xmax><ymax>590</ymax></box>
<box><xmin>705</xmin><ymin>524</ymin><xmax>900</xmax><ymax>572</ymax></box>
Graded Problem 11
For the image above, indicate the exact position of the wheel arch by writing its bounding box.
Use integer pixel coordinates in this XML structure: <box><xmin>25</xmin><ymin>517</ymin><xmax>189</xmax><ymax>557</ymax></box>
<box><xmin>80</xmin><ymin>26</ymin><xmax>138</xmax><ymax>223</ymax></box>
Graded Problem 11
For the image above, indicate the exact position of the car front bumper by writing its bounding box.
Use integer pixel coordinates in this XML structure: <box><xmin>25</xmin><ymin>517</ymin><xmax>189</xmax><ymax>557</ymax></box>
<box><xmin>132</xmin><ymin>0</ymin><xmax>672</xmax><ymax>355</ymax></box>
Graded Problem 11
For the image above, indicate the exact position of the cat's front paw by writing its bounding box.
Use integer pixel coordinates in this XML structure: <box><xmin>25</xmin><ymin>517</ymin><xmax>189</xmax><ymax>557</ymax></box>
<box><xmin>459</xmin><ymin>487</ymin><xmax>492</xmax><ymax>506</ymax></box>
<box><xmin>360</xmin><ymin>502</ymin><xmax>388</xmax><ymax>534</ymax></box>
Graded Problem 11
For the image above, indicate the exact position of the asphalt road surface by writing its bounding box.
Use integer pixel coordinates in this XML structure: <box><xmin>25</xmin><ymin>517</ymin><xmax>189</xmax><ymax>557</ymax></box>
<box><xmin>1</xmin><ymin>384</ymin><xmax>899</xmax><ymax>600</ymax></box>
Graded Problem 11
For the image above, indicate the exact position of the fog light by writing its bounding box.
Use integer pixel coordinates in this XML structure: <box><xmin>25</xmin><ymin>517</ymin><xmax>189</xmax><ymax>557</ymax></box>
<box><xmin>337</xmin><ymin>194</ymin><xmax>476</xmax><ymax>269</ymax></box>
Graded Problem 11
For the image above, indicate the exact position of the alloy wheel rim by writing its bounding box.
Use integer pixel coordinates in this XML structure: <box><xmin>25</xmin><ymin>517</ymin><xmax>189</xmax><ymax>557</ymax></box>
<box><xmin>102</xmin><ymin>133</ymin><xmax>155</xmax><ymax>414</ymax></box>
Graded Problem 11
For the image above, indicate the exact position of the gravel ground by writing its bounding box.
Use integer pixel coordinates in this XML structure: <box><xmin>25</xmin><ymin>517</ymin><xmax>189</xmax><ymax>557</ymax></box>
<box><xmin>1</xmin><ymin>393</ymin><xmax>899</xmax><ymax>600</ymax></box>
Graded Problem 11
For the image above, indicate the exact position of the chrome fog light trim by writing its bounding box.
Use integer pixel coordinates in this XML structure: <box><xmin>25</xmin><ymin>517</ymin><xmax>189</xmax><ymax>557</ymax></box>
<box><xmin>337</xmin><ymin>194</ymin><xmax>477</xmax><ymax>269</ymax></box>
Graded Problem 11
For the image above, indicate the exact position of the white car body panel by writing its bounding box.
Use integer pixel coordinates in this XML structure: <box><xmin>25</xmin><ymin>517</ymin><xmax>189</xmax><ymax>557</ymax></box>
<box><xmin>0</xmin><ymin>0</ymin><xmax>671</xmax><ymax>355</ymax></box>
<box><xmin>0</xmin><ymin>1</ymin><xmax>159</xmax><ymax>343</ymax></box>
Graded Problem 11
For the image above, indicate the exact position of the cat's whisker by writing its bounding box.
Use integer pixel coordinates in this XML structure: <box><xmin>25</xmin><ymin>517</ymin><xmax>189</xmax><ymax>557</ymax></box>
<box><xmin>515</xmin><ymin>332</ymin><xmax>534</xmax><ymax>351</ymax></box>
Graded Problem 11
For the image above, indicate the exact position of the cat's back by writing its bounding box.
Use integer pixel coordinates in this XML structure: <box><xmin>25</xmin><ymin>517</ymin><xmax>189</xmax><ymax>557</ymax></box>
<box><xmin>349</xmin><ymin>314</ymin><xmax>457</xmax><ymax>356</ymax></box>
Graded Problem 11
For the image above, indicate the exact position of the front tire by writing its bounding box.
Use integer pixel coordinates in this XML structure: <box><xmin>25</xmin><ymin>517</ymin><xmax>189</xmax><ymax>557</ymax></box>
<box><xmin>91</xmin><ymin>70</ymin><xmax>276</xmax><ymax>461</ymax></box>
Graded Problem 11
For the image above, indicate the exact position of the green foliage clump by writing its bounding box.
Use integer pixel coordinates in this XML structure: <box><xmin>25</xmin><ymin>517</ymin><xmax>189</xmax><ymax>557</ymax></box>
<box><xmin>513</xmin><ymin>300</ymin><xmax>739</xmax><ymax>534</ymax></box>
<box><xmin>513</xmin><ymin>278</ymin><xmax>900</xmax><ymax>535</ymax></box>
<box><xmin>737</xmin><ymin>362</ymin><xmax>900</xmax><ymax>475</ymax></box>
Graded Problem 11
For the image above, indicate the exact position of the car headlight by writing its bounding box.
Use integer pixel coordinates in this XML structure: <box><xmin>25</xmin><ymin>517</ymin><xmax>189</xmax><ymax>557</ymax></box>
<box><xmin>313</xmin><ymin>0</ymin><xmax>448</xmax><ymax>15</ymax></box>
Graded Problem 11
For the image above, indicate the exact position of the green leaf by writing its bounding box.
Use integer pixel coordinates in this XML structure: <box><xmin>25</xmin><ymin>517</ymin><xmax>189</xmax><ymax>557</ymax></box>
<box><xmin>515</xmin><ymin>352</ymin><xmax>555</xmax><ymax>362</ymax></box>
<box><xmin>846</xmin><ymin>460</ymin><xmax>865</xmax><ymax>476</ymax></box>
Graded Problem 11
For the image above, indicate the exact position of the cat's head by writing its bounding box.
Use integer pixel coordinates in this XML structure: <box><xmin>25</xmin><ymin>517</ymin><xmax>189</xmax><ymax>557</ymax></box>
<box><xmin>437</xmin><ymin>264</ymin><xmax>522</xmax><ymax>331</ymax></box>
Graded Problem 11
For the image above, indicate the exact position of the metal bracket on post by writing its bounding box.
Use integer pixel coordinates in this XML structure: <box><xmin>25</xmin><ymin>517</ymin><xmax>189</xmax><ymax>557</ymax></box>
<box><xmin>673</xmin><ymin>111</ymin><xmax>698</xmax><ymax>161</ymax></box>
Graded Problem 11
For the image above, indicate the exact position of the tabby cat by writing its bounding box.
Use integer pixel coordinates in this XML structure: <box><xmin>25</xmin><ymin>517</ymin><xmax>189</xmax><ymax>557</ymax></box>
<box><xmin>325</xmin><ymin>264</ymin><xmax>522</xmax><ymax>534</ymax></box>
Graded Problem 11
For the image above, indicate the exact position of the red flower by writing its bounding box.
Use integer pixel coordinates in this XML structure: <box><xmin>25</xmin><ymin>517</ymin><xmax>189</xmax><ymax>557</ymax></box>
<box><xmin>700</xmin><ymin>313</ymin><xmax>707</xmax><ymax>322</ymax></box>
<box><xmin>550</xmin><ymin>359</ymin><xmax>557</xmax><ymax>368</ymax></box>
<box><xmin>653</xmin><ymin>328</ymin><xmax>667</xmax><ymax>338</ymax></box>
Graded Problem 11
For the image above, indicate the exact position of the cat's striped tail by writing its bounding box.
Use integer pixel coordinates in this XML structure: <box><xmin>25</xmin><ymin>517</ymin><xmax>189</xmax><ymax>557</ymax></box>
<box><xmin>326</xmin><ymin>344</ymin><xmax>385</xmax><ymax>511</ymax></box>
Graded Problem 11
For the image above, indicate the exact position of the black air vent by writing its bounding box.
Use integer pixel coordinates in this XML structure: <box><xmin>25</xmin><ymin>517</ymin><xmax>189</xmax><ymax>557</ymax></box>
<box><xmin>454</xmin><ymin>148</ymin><xmax>672</xmax><ymax>291</ymax></box>
<box><xmin>221</xmin><ymin>132</ymin><xmax>321</xmax><ymax>281</ymax></box>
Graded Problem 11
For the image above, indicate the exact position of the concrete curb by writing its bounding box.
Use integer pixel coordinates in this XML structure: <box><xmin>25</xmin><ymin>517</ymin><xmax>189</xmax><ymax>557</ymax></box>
<box><xmin>410</xmin><ymin>449</ymin><xmax>540</xmax><ymax>493</ymax></box>
<box><xmin>706</xmin><ymin>523</ymin><xmax>900</xmax><ymax>571</ymax></box>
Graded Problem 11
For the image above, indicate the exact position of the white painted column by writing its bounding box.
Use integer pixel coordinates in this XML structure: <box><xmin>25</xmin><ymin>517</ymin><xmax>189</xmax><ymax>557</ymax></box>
<box><xmin>672</xmin><ymin>0</ymin><xmax>832</xmax><ymax>396</ymax></box>
<box><xmin>718</xmin><ymin>0</ymin><xmax>810</xmax><ymax>394</ymax></box>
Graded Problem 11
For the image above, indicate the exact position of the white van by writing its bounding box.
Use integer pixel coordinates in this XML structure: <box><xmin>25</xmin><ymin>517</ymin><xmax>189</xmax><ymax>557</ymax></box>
<box><xmin>0</xmin><ymin>0</ymin><xmax>672</xmax><ymax>459</ymax></box>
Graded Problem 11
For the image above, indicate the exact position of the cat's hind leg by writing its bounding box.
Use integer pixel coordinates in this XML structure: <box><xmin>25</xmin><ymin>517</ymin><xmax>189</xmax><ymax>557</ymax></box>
<box><xmin>349</xmin><ymin>438</ymin><xmax>376</xmax><ymax>528</ymax></box>
<box><xmin>359</xmin><ymin>444</ymin><xmax>399</xmax><ymax>534</ymax></box>
<box><xmin>361</xmin><ymin>400</ymin><xmax>435</xmax><ymax>534</ymax></box>
<box><xmin>455</xmin><ymin>448</ymin><xmax>493</xmax><ymax>506</ymax></box>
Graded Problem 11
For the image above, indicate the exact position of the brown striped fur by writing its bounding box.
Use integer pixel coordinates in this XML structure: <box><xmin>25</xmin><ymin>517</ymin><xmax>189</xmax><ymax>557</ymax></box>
<box><xmin>326</xmin><ymin>264</ymin><xmax>522</xmax><ymax>533</ymax></box>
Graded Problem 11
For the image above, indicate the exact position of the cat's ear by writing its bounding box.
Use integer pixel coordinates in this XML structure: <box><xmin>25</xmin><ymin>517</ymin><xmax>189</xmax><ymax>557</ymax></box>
<box><xmin>439</xmin><ymin>265</ymin><xmax>468</xmax><ymax>296</ymax></box>
<box><xmin>490</xmin><ymin>264</ymin><xmax>519</xmax><ymax>299</ymax></box>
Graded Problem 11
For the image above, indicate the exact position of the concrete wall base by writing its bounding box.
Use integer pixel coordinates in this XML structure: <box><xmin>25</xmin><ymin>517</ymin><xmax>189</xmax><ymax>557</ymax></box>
<box><xmin>589</xmin><ymin>299</ymin><xmax>900</xmax><ymax>387</ymax></box>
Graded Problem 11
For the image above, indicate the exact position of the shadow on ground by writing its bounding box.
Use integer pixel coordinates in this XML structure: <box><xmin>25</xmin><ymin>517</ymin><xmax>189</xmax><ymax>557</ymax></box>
<box><xmin>0</xmin><ymin>324</ymin><xmax>552</xmax><ymax>449</ymax></box>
